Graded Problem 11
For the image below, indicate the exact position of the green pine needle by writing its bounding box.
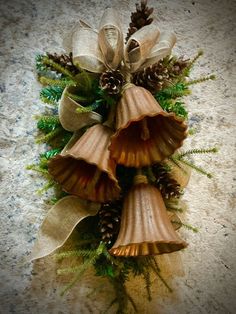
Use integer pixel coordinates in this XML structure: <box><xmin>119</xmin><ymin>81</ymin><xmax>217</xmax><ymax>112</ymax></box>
<box><xmin>158</xmin><ymin>99</ymin><xmax>188</xmax><ymax>119</ymax></box>
<box><xmin>36</xmin><ymin>127</ymin><xmax>63</xmax><ymax>144</ymax></box>
<box><xmin>41</xmin><ymin>56</ymin><xmax>74</xmax><ymax>78</ymax></box>
<box><xmin>156</xmin><ymin>83</ymin><xmax>190</xmax><ymax>100</ymax></box>
<box><xmin>171</xmin><ymin>220</ymin><xmax>199</xmax><ymax>233</ymax></box>
<box><xmin>40</xmin><ymin>86</ymin><xmax>64</xmax><ymax>104</ymax></box>
<box><xmin>178</xmin><ymin>158</ymin><xmax>213</xmax><ymax>178</ymax></box>
<box><xmin>37</xmin><ymin>115</ymin><xmax>60</xmax><ymax>133</ymax></box>
<box><xmin>40</xmin><ymin>148</ymin><xmax>62</xmax><ymax>160</ymax></box>
<box><xmin>38</xmin><ymin>76</ymin><xmax>76</xmax><ymax>88</ymax></box>
<box><xmin>175</xmin><ymin>147</ymin><xmax>218</xmax><ymax>159</ymax></box>
<box><xmin>76</xmin><ymin>100</ymin><xmax>103</xmax><ymax>113</ymax></box>
<box><xmin>186</xmin><ymin>74</ymin><xmax>216</xmax><ymax>86</ymax></box>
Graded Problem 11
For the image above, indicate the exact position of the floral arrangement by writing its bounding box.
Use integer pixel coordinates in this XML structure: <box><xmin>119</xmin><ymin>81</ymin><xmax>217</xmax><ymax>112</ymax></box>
<box><xmin>28</xmin><ymin>1</ymin><xmax>217</xmax><ymax>312</ymax></box>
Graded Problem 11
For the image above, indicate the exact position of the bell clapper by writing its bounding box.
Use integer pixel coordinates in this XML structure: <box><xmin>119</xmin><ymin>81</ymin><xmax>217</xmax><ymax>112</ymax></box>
<box><xmin>141</xmin><ymin>118</ymin><xmax>150</xmax><ymax>141</ymax></box>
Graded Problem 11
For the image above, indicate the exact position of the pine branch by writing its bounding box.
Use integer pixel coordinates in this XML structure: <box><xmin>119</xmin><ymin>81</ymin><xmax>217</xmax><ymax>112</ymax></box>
<box><xmin>40</xmin><ymin>148</ymin><xmax>62</xmax><ymax>160</ymax></box>
<box><xmin>158</xmin><ymin>99</ymin><xmax>188</xmax><ymax>119</ymax></box>
<box><xmin>156</xmin><ymin>83</ymin><xmax>190</xmax><ymax>101</ymax></box>
<box><xmin>26</xmin><ymin>164</ymin><xmax>49</xmax><ymax>176</ymax></box>
<box><xmin>36</xmin><ymin>127</ymin><xmax>63</xmax><ymax>144</ymax></box>
<box><xmin>185</xmin><ymin>74</ymin><xmax>216</xmax><ymax>86</ymax></box>
<box><xmin>41</xmin><ymin>55</ymin><xmax>74</xmax><ymax>78</ymax></box>
<box><xmin>37</xmin><ymin>115</ymin><xmax>61</xmax><ymax>133</ymax></box>
<box><xmin>37</xmin><ymin>180</ymin><xmax>56</xmax><ymax>195</ymax></box>
<box><xmin>76</xmin><ymin>100</ymin><xmax>102</xmax><ymax>113</ymax></box>
<box><xmin>181</xmin><ymin>50</ymin><xmax>204</xmax><ymax>78</ymax></box>
<box><xmin>64</xmin><ymin>91</ymin><xmax>91</xmax><ymax>103</ymax></box>
<box><xmin>178</xmin><ymin>158</ymin><xmax>213</xmax><ymax>178</ymax></box>
<box><xmin>40</xmin><ymin>86</ymin><xmax>64</xmax><ymax>104</ymax></box>
<box><xmin>55</xmin><ymin>248</ymin><xmax>97</xmax><ymax>260</ymax></box>
<box><xmin>143</xmin><ymin>270</ymin><xmax>152</xmax><ymax>301</ymax></box>
<box><xmin>38</xmin><ymin>76</ymin><xmax>76</xmax><ymax>88</ymax></box>
<box><xmin>175</xmin><ymin>147</ymin><xmax>218</xmax><ymax>159</ymax></box>
<box><xmin>60</xmin><ymin>254</ymin><xmax>98</xmax><ymax>295</ymax></box>
<box><xmin>171</xmin><ymin>220</ymin><xmax>198</xmax><ymax>233</ymax></box>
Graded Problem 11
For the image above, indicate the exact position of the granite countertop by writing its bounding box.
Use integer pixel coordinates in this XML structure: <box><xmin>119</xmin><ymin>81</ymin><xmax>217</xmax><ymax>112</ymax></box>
<box><xmin>0</xmin><ymin>0</ymin><xmax>236</xmax><ymax>313</ymax></box>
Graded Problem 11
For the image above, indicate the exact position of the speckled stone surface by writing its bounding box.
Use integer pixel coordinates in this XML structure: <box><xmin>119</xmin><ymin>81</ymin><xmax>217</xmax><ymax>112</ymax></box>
<box><xmin>0</xmin><ymin>0</ymin><xmax>236</xmax><ymax>313</ymax></box>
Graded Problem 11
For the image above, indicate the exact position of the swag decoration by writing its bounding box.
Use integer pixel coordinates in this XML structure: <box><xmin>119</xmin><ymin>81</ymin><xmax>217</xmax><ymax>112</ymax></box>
<box><xmin>28</xmin><ymin>0</ymin><xmax>217</xmax><ymax>312</ymax></box>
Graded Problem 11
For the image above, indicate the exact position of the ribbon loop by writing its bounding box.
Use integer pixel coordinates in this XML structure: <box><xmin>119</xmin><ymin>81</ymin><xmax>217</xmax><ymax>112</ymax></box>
<box><xmin>59</xmin><ymin>87</ymin><xmax>102</xmax><ymax>132</ymax></box>
<box><xmin>98</xmin><ymin>8</ymin><xmax>124</xmax><ymax>70</ymax></box>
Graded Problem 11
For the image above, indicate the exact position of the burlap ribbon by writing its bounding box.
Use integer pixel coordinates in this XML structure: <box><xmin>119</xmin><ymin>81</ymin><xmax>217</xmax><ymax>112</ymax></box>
<box><xmin>30</xmin><ymin>196</ymin><xmax>100</xmax><ymax>261</ymax></box>
<box><xmin>71</xmin><ymin>8</ymin><xmax>176</xmax><ymax>74</ymax></box>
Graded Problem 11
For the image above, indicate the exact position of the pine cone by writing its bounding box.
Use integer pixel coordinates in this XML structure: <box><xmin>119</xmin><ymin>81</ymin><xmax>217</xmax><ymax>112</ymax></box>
<box><xmin>152</xmin><ymin>163</ymin><xmax>182</xmax><ymax>199</ymax></box>
<box><xmin>98</xmin><ymin>201</ymin><xmax>122</xmax><ymax>247</ymax></box>
<box><xmin>126</xmin><ymin>0</ymin><xmax>154</xmax><ymax>42</ymax></box>
<box><xmin>133</xmin><ymin>57</ymin><xmax>190</xmax><ymax>93</ymax></box>
<box><xmin>99</xmin><ymin>70</ymin><xmax>124</xmax><ymax>95</ymax></box>
<box><xmin>46</xmin><ymin>52</ymin><xmax>79</xmax><ymax>74</ymax></box>
<box><xmin>168</xmin><ymin>57</ymin><xmax>190</xmax><ymax>77</ymax></box>
<box><xmin>133</xmin><ymin>59</ymin><xmax>170</xmax><ymax>93</ymax></box>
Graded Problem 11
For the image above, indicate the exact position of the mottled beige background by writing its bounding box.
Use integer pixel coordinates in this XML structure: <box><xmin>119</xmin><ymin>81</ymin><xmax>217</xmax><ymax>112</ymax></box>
<box><xmin>0</xmin><ymin>0</ymin><xmax>236</xmax><ymax>313</ymax></box>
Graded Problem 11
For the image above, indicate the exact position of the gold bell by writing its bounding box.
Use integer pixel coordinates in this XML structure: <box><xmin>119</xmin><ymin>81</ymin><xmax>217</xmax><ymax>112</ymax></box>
<box><xmin>109</xmin><ymin>85</ymin><xmax>187</xmax><ymax>167</ymax></box>
<box><xmin>48</xmin><ymin>124</ymin><xmax>120</xmax><ymax>203</ymax></box>
<box><xmin>109</xmin><ymin>174</ymin><xmax>187</xmax><ymax>256</ymax></box>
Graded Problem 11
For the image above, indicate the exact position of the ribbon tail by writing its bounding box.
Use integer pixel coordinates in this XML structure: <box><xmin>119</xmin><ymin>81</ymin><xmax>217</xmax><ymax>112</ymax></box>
<box><xmin>29</xmin><ymin>196</ymin><xmax>100</xmax><ymax>261</ymax></box>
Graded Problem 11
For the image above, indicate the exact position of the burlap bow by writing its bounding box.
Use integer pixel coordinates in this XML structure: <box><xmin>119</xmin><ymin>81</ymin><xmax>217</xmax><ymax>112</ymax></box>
<box><xmin>71</xmin><ymin>8</ymin><xmax>176</xmax><ymax>74</ymax></box>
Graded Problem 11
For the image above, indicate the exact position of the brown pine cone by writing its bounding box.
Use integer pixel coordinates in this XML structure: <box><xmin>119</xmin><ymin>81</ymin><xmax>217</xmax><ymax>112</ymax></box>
<box><xmin>133</xmin><ymin>59</ymin><xmax>170</xmax><ymax>93</ymax></box>
<box><xmin>126</xmin><ymin>0</ymin><xmax>154</xmax><ymax>42</ymax></box>
<box><xmin>152</xmin><ymin>163</ymin><xmax>183</xmax><ymax>199</ymax></box>
<box><xmin>133</xmin><ymin>56</ymin><xmax>190</xmax><ymax>93</ymax></box>
<box><xmin>46</xmin><ymin>52</ymin><xmax>79</xmax><ymax>74</ymax></box>
<box><xmin>167</xmin><ymin>57</ymin><xmax>190</xmax><ymax>78</ymax></box>
<box><xmin>98</xmin><ymin>201</ymin><xmax>122</xmax><ymax>247</ymax></box>
<box><xmin>99</xmin><ymin>70</ymin><xmax>124</xmax><ymax>95</ymax></box>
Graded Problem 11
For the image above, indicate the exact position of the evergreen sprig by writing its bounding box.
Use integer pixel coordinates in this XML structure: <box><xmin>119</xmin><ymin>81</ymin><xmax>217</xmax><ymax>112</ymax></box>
<box><xmin>158</xmin><ymin>99</ymin><xmax>188</xmax><ymax>119</ymax></box>
<box><xmin>156</xmin><ymin>83</ymin><xmax>190</xmax><ymax>101</ymax></box>
<box><xmin>40</xmin><ymin>86</ymin><xmax>64</xmax><ymax>104</ymax></box>
<box><xmin>37</xmin><ymin>115</ymin><xmax>61</xmax><ymax>133</ymax></box>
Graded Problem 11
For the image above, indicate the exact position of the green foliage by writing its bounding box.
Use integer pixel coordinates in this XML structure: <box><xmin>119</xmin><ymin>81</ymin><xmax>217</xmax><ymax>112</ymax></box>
<box><xmin>39</xmin><ymin>76</ymin><xmax>76</xmax><ymax>88</ymax></box>
<box><xmin>171</xmin><ymin>220</ymin><xmax>198</xmax><ymax>233</ymax></box>
<box><xmin>175</xmin><ymin>147</ymin><xmax>218</xmax><ymax>159</ymax></box>
<box><xmin>40</xmin><ymin>148</ymin><xmax>62</xmax><ymax>160</ymax></box>
<box><xmin>37</xmin><ymin>115</ymin><xmax>60</xmax><ymax>133</ymax></box>
<box><xmin>156</xmin><ymin>83</ymin><xmax>190</xmax><ymax>100</ymax></box>
<box><xmin>40</xmin><ymin>86</ymin><xmax>64</xmax><ymax>104</ymax></box>
<box><xmin>186</xmin><ymin>74</ymin><xmax>216</xmax><ymax>86</ymax></box>
<box><xmin>159</xmin><ymin>99</ymin><xmax>188</xmax><ymax>119</ymax></box>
